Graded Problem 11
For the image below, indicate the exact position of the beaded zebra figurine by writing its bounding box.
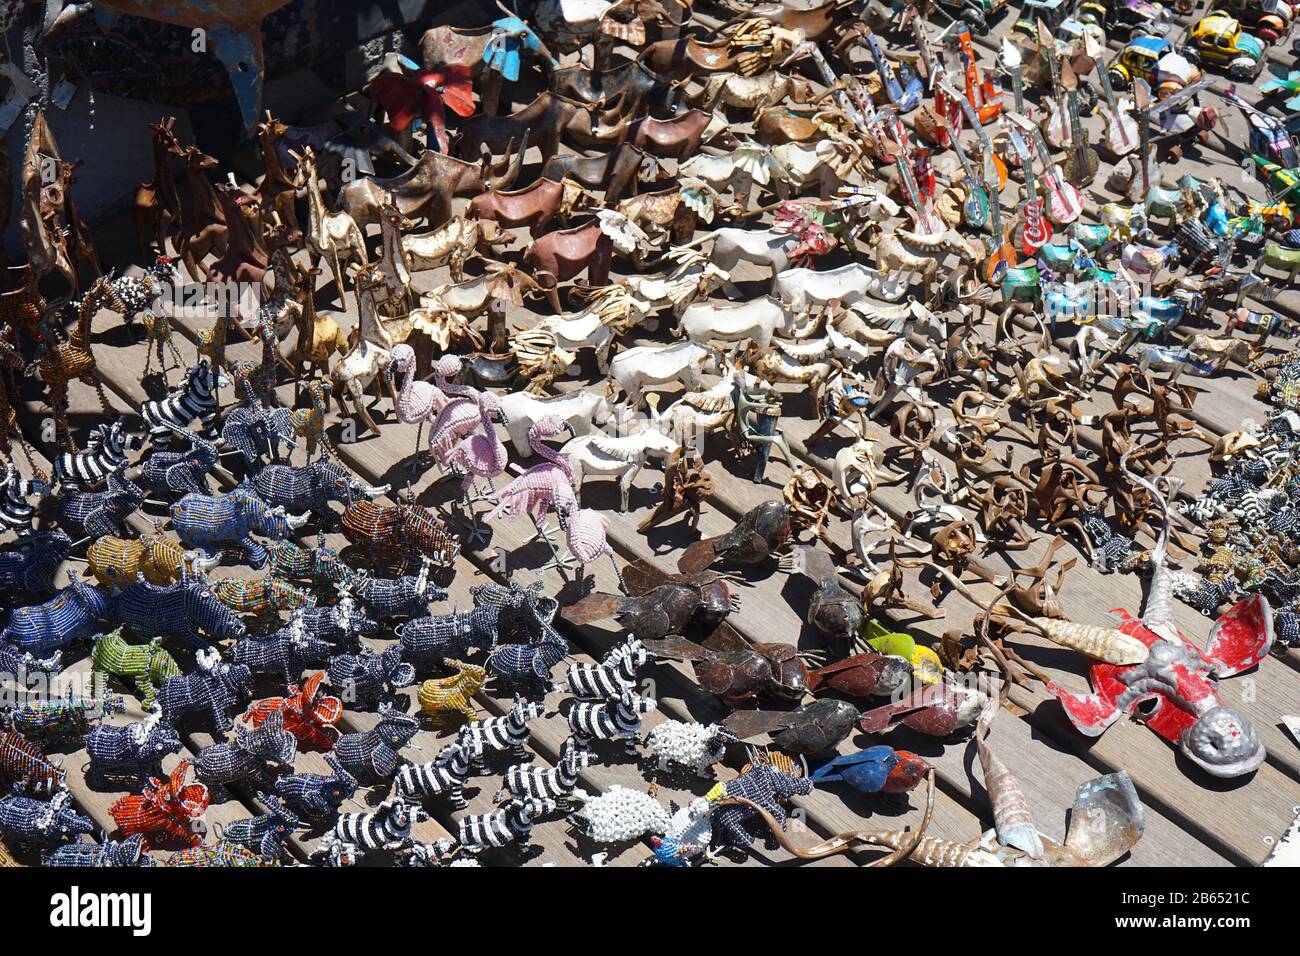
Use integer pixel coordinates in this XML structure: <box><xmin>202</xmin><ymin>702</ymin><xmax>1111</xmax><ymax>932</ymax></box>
<box><xmin>0</xmin><ymin>462</ymin><xmax>46</xmax><ymax>538</ymax></box>
<box><xmin>457</xmin><ymin>696</ymin><xmax>547</xmax><ymax>769</ymax></box>
<box><xmin>457</xmin><ymin>797</ymin><xmax>555</xmax><ymax>856</ymax></box>
<box><xmin>417</xmin><ymin>659</ymin><xmax>486</xmax><ymax>723</ymax></box>
<box><xmin>495</xmin><ymin>744</ymin><xmax>595</xmax><ymax>809</ymax></box>
<box><xmin>393</xmin><ymin>741</ymin><xmax>475</xmax><ymax>809</ymax></box>
<box><xmin>141</xmin><ymin>360</ymin><xmax>225</xmax><ymax>444</ymax></box>
<box><xmin>52</xmin><ymin>417</ymin><xmax>143</xmax><ymax>490</ymax></box>
<box><xmin>319</xmin><ymin>796</ymin><xmax>427</xmax><ymax>866</ymax></box>
<box><xmin>567</xmin><ymin>689</ymin><xmax>658</xmax><ymax>756</ymax></box>
<box><xmin>90</xmin><ymin>630</ymin><xmax>182</xmax><ymax>709</ymax></box>
<box><xmin>563</xmin><ymin>635</ymin><xmax>649</xmax><ymax>699</ymax></box>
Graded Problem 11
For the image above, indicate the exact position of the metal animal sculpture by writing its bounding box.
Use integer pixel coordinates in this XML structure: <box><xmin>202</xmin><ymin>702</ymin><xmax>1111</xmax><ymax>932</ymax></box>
<box><xmin>45</xmin><ymin>834</ymin><xmax>154</xmax><ymax>868</ymax></box>
<box><xmin>333</xmin><ymin>702</ymin><xmax>421</xmax><ymax>785</ymax></box>
<box><xmin>320</xmin><ymin>795</ymin><xmax>426</xmax><ymax>865</ymax></box>
<box><xmin>193</xmin><ymin>710</ymin><xmax>298</xmax><ymax>799</ymax></box>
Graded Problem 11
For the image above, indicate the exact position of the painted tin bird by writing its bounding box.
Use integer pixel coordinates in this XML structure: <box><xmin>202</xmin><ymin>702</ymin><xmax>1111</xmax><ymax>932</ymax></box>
<box><xmin>561</xmin><ymin>557</ymin><xmax>738</xmax><ymax>640</ymax></box>
<box><xmin>723</xmin><ymin>698</ymin><xmax>860</xmax><ymax>755</ymax></box>
<box><xmin>805</xmin><ymin>652</ymin><xmax>912</xmax><ymax>698</ymax></box>
<box><xmin>678</xmin><ymin>500</ymin><xmax>792</xmax><ymax>574</ymax></box>
<box><xmin>643</xmin><ymin>629</ymin><xmax>808</xmax><ymax>706</ymax></box>
<box><xmin>780</xmin><ymin>546</ymin><xmax>862</xmax><ymax>651</ymax></box>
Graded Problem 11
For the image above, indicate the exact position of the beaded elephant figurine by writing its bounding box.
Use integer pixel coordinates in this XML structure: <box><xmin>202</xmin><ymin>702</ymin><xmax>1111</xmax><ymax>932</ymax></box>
<box><xmin>110</xmin><ymin>760</ymin><xmax>211</xmax><ymax>850</ymax></box>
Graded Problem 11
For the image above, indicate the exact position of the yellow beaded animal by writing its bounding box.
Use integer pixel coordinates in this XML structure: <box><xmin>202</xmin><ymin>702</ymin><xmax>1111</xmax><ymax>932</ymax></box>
<box><xmin>417</xmin><ymin>659</ymin><xmax>486</xmax><ymax>723</ymax></box>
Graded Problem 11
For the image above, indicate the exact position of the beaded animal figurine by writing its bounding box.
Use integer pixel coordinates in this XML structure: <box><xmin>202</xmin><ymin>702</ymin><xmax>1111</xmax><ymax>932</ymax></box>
<box><xmin>221</xmin><ymin>792</ymin><xmax>303</xmax><ymax>860</ymax></box>
<box><xmin>0</xmin><ymin>730</ymin><xmax>67</xmax><ymax>794</ymax></box>
<box><xmin>138</xmin><ymin>422</ymin><xmax>222</xmax><ymax>497</ymax></box>
<box><xmin>0</xmin><ymin>529</ymin><xmax>71</xmax><ymax>596</ymax></box>
<box><xmin>457</xmin><ymin>695</ymin><xmax>547</xmax><ymax>770</ymax></box>
<box><xmin>245</xmin><ymin>672</ymin><xmax>343</xmax><ymax>751</ymax></box>
<box><xmin>485</xmin><ymin>416</ymin><xmax>578</xmax><ymax>556</ymax></box>
<box><xmin>0</xmin><ymin>573</ymin><xmax>115</xmax><ymax>656</ymax></box>
<box><xmin>44</xmin><ymin>834</ymin><xmax>154</xmax><ymax>867</ymax></box>
<box><xmin>417</xmin><ymin>659</ymin><xmax>487</xmax><ymax>723</ymax></box>
<box><xmin>265</xmin><ymin>535</ymin><xmax>360</xmax><ymax>591</ymax></box>
<box><xmin>155</xmin><ymin>648</ymin><xmax>254</xmax><ymax>733</ymax></box>
<box><xmin>290</xmin><ymin>379</ymin><xmax>337</xmax><ymax>461</ymax></box>
<box><xmin>496</xmin><ymin>744</ymin><xmax>595</xmax><ymax>810</ymax></box>
<box><xmin>170</xmin><ymin>489</ymin><xmax>310</xmax><ymax>569</ymax></box>
<box><xmin>85</xmin><ymin>709</ymin><xmax>183</xmax><ymax>789</ymax></box>
<box><xmin>488</xmin><ymin>628</ymin><xmax>568</xmax><ymax>692</ymax></box>
<box><xmin>563</xmin><ymin>636</ymin><xmax>648</xmax><ymax>699</ymax></box>
<box><xmin>706</xmin><ymin>763</ymin><xmax>814</xmax><ymax>851</ymax></box>
<box><xmin>567</xmin><ymin>689</ymin><xmax>657</xmax><ymax>756</ymax></box>
<box><xmin>90</xmin><ymin>630</ymin><xmax>182</xmax><ymax>709</ymax></box>
<box><xmin>333</xmin><ymin>702</ymin><xmax>421</xmax><ymax>785</ymax></box>
<box><xmin>35</xmin><ymin>278</ymin><xmax>119</xmax><ymax>448</ymax></box>
<box><xmin>52</xmin><ymin>417</ymin><xmax>143</xmax><ymax>490</ymax></box>
<box><xmin>340</xmin><ymin>499</ymin><xmax>460</xmax><ymax>568</ymax></box>
<box><xmin>139</xmin><ymin>308</ymin><xmax>185</xmax><ymax>383</ymax></box>
<box><xmin>457</xmin><ymin>797</ymin><xmax>555</xmax><ymax>856</ymax></box>
<box><xmin>212</xmin><ymin>574</ymin><xmax>317</xmax><ymax>626</ymax></box>
<box><xmin>117</xmin><ymin>574</ymin><xmax>248</xmax><ymax>649</ymax></box>
<box><xmin>352</xmin><ymin>558</ymin><xmax>448</xmax><ymax>619</ymax></box>
<box><xmin>2</xmin><ymin>693</ymin><xmax>124</xmax><ymax>746</ymax></box>
<box><xmin>109</xmin><ymin>760</ymin><xmax>210</xmax><ymax>850</ymax></box>
<box><xmin>244</xmin><ymin>458</ymin><xmax>388</xmax><ymax>524</ymax></box>
<box><xmin>274</xmin><ymin>753</ymin><xmax>357</xmax><ymax>820</ymax></box>
<box><xmin>0</xmin><ymin>462</ymin><xmax>46</xmax><ymax>538</ymax></box>
<box><xmin>0</xmin><ymin>789</ymin><xmax>93</xmax><ymax>848</ymax></box>
<box><xmin>166</xmin><ymin>841</ymin><xmax>279</xmax><ymax>867</ymax></box>
<box><xmin>233</xmin><ymin>617</ymin><xmax>334</xmax><ymax>686</ymax></box>
<box><xmin>193</xmin><ymin>711</ymin><xmax>298</xmax><ymax>800</ymax></box>
<box><xmin>393</xmin><ymin>742</ymin><xmax>475</xmax><ymax>810</ymax></box>
<box><xmin>318</xmin><ymin>795</ymin><xmax>426</xmax><ymax>866</ymax></box>
<box><xmin>327</xmin><ymin>644</ymin><xmax>416</xmax><ymax>708</ymax></box>
<box><xmin>55</xmin><ymin>467</ymin><xmax>145</xmax><ymax>539</ymax></box>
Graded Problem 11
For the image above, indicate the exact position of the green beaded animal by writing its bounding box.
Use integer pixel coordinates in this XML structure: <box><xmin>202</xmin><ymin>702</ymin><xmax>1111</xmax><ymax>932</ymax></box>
<box><xmin>90</xmin><ymin>629</ymin><xmax>182</xmax><ymax>709</ymax></box>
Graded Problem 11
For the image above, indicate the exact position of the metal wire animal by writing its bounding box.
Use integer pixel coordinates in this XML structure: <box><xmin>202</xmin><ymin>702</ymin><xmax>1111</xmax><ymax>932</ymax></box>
<box><xmin>0</xmin><ymin>462</ymin><xmax>46</xmax><ymax>538</ymax></box>
<box><xmin>327</xmin><ymin>643</ymin><xmax>416</xmax><ymax>707</ymax></box>
<box><xmin>352</xmin><ymin>562</ymin><xmax>448</xmax><ymax>619</ymax></box>
<box><xmin>274</xmin><ymin>753</ymin><xmax>357</xmax><ymax>819</ymax></box>
<box><xmin>488</xmin><ymin>627</ymin><xmax>569</xmax><ymax>691</ymax></box>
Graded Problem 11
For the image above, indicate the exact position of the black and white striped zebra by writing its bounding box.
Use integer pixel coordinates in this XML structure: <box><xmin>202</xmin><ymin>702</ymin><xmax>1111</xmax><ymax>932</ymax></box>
<box><xmin>319</xmin><ymin>796</ymin><xmax>425</xmax><ymax>866</ymax></box>
<box><xmin>456</xmin><ymin>798</ymin><xmax>555</xmax><ymax>855</ymax></box>
<box><xmin>142</xmin><ymin>360</ymin><xmax>225</xmax><ymax>444</ymax></box>
<box><xmin>0</xmin><ymin>464</ymin><xmax>45</xmax><ymax>537</ymax></box>
<box><xmin>393</xmin><ymin>742</ymin><xmax>474</xmax><ymax>809</ymax></box>
<box><xmin>563</xmin><ymin>636</ymin><xmax>648</xmax><ymax>699</ymax></box>
<box><xmin>494</xmin><ymin>742</ymin><xmax>594</xmax><ymax>808</ymax></box>
<box><xmin>567</xmin><ymin>690</ymin><xmax>657</xmax><ymax>755</ymax></box>
<box><xmin>456</xmin><ymin>696</ymin><xmax>546</xmax><ymax>769</ymax></box>
<box><xmin>53</xmin><ymin>418</ymin><xmax>143</xmax><ymax>490</ymax></box>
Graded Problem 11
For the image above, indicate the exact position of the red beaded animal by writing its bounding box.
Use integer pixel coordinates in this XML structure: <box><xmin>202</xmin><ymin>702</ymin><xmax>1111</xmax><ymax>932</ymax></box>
<box><xmin>109</xmin><ymin>760</ymin><xmax>210</xmax><ymax>850</ymax></box>
<box><xmin>244</xmin><ymin>672</ymin><xmax>343</xmax><ymax>752</ymax></box>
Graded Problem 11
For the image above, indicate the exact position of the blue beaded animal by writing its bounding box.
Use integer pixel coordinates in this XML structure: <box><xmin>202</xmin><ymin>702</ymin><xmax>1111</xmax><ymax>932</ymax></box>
<box><xmin>171</xmin><ymin>489</ymin><xmax>309</xmax><ymax>569</ymax></box>
<box><xmin>333</xmin><ymin>703</ymin><xmax>421</xmax><ymax>785</ymax></box>
<box><xmin>0</xmin><ymin>530</ymin><xmax>72</xmax><ymax>597</ymax></box>
<box><xmin>117</xmin><ymin>575</ymin><xmax>247</xmax><ymax>648</ymax></box>
<box><xmin>193</xmin><ymin>711</ymin><xmax>297</xmax><ymax>800</ymax></box>
<box><xmin>351</xmin><ymin>560</ymin><xmax>448</xmax><ymax>619</ymax></box>
<box><xmin>0</xmin><ymin>574</ymin><xmax>115</xmax><ymax>655</ymax></box>
<box><xmin>709</xmin><ymin>763</ymin><xmax>813</xmax><ymax>851</ymax></box>
<box><xmin>85</xmin><ymin>711</ymin><xmax>183</xmax><ymax>789</ymax></box>
<box><xmin>291</xmin><ymin>595</ymin><xmax>377</xmax><ymax>648</ymax></box>
<box><xmin>327</xmin><ymin>644</ymin><xmax>415</xmax><ymax>707</ymax></box>
<box><xmin>274</xmin><ymin>753</ymin><xmax>357</xmax><ymax>820</ymax></box>
<box><xmin>233</xmin><ymin>617</ymin><xmax>334</xmax><ymax>684</ymax></box>
<box><xmin>44</xmin><ymin>833</ymin><xmax>154</xmax><ymax>867</ymax></box>
<box><xmin>138</xmin><ymin>422</ymin><xmax>222</xmax><ymax>497</ymax></box>
<box><xmin>488</xmin><ymin>628</ymin><xmax>568</xmax><ymax>691</ymax></box>
<box><xmin>55</xmin><ymin>468</ymin><xmax>145</xmax><ymax>539</ymax></box>
<box><xmin>156</xmin><ymin>648</ymin><xmax>254</xmax><ymax>733</ymax></box>
<box><xmin>0</xmin><ymin>790</ymin><xmax>93</xmax><ymax>847</ymax></box>
<box><xmin>220</xmin><ymin>792</ymin><xmax>303</xmax><ymax>859</ymax></box>
<box><xmin>243</xmin><ymin>460</ymin><xmax>388</xmax><ymax>523</ymax></box>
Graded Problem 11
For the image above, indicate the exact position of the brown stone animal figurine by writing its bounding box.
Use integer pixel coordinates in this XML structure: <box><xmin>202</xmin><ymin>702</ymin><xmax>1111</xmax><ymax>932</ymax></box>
<box><xmin>339</xmin><ymin>140</ymin><xmax>526</xmax><ymax>235</ymax></box>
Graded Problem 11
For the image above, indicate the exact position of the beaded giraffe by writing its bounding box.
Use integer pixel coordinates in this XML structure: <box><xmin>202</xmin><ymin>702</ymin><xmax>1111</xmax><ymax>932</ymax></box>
<box><xmin>36</xmin><ymin>278</ymin><xmax>119</xmax><ymax>451</ymax></box>
<box><xmin>0</xmin><ymin>326</ymin><xmax>43</xmax><ymax>477</ymax></box>
<box><xmin>290</xmin><ymin>378</ymin><xmax>337</xmax><ymax>461</ymax></box>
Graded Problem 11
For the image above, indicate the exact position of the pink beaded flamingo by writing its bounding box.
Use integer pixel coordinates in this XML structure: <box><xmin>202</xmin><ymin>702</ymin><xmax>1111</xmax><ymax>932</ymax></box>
<box><xmin>390</xmin><ymin>347</ymin><xmax>461</xmax><ymax>461</ymax></box>
<box><xmin>443</xmin><ymin>391</ymin><xmax>510</xmax><ymax>545</ymax></box>
<box><xmin>541</xmin><ymin>501</ymin><xmax>626</xmax><ymax>594</ymax></box>
<box><xmin>485</xmin><ymin>415</ymin><xmax>578</xmax><ymax>556</ymax></box>
<box><xmin>429</xmin><ymin>383</ymin><xmax>493</xmax><ymax>470</ymax></box>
